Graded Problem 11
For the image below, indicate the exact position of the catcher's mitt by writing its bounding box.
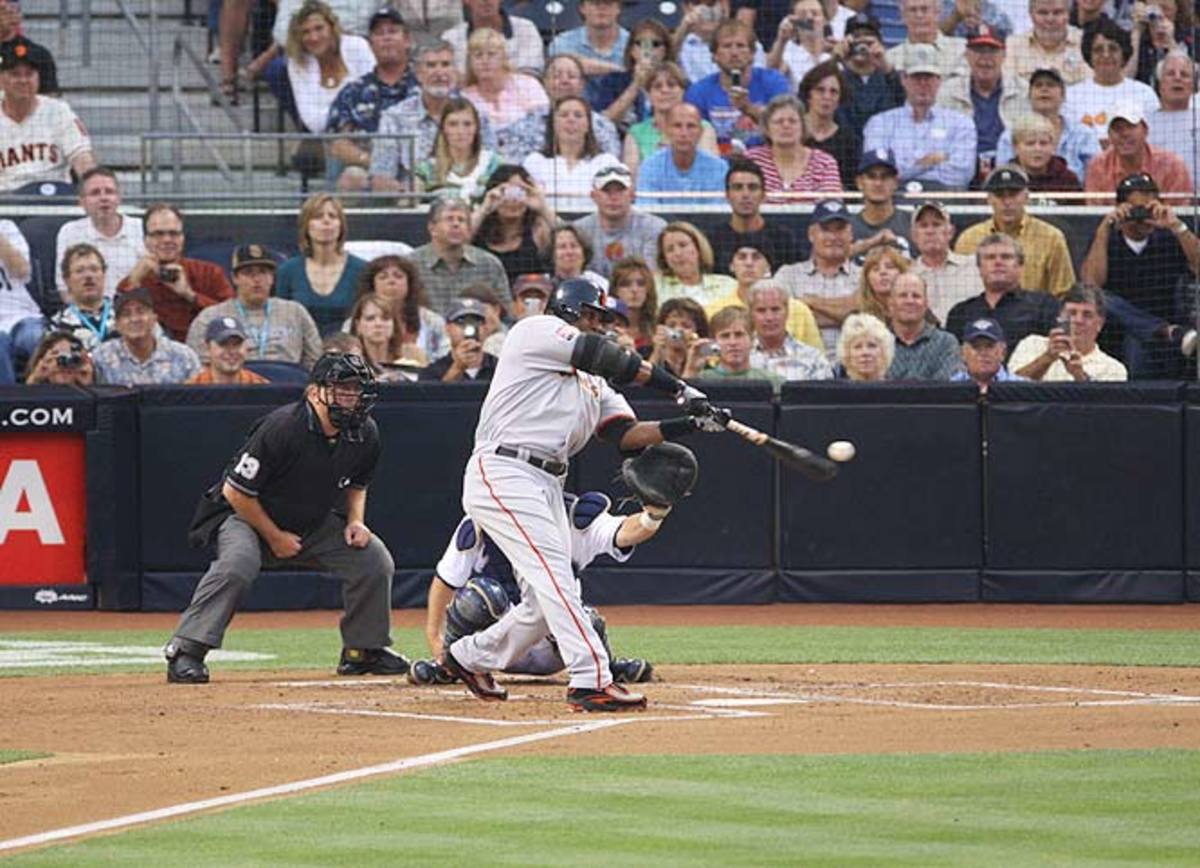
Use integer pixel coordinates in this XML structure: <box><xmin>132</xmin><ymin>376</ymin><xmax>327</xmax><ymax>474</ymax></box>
<box><xmin>620</xmin><ymin>442</ymin><xmax>699</xmax><ymax>510</ymax></box>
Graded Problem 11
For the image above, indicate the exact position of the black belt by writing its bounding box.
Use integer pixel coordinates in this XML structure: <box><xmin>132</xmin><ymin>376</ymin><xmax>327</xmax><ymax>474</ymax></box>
<box><xmin>495</xmin><ymin>446</ymin><xmax>568</xmax><ymax>477</ymax></box>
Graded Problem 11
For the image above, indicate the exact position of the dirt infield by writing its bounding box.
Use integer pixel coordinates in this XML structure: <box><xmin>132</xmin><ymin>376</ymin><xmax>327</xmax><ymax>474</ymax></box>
<box><xmin>2</xmin><ymin>605</ymin><xmax>1200</xmax><ymax>850</ymax></box>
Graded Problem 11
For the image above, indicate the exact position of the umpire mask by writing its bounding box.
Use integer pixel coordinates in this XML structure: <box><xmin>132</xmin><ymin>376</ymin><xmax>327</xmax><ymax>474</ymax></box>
<box><xmin>310</xmin><ymin>352</ymin><xmax>379</xmax><ymax>440</ymax></box>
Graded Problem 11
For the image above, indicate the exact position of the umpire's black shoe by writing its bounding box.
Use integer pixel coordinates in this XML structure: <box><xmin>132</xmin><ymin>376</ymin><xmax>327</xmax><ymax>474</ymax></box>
<box><xmin>337</xmin><ymin>647</ymin><xmax>411</xmax><ymax>676</ymax></box>
<box><xmin>567</xmin><ymin>684</ymin><xmax>647</xmax><ymax>713</ymax></box>
<box><xmin>610</xmin><ymin>657</ymin><xmax>654</xmax><ymax>684</ymax></box>
<box><xmin>164</xmin><ymin>639</ymin><xmax>210</xmax><ymax>684</ymax></box>
<box><xmin>441</xmin><ymin>647</ymin><xmax>508</xmax><ymax>701</ymax></box>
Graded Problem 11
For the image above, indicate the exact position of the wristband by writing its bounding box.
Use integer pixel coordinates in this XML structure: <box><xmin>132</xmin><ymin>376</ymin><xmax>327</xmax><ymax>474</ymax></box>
<box><xmin>639</xmin><ymin>511</ymin><xmax>665</xmax><ymax>530</ymax></box>
<box><xmin>659</xmin><ymin>416</ymin><xmax>696</xmax><ymax>439</ymax></box>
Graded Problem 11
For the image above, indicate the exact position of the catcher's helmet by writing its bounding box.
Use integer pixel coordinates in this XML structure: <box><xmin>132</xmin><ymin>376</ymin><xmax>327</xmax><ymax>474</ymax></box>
<box><xmin>309</xmin><ymin>351</ymin><xmax>378</xmax><ymax>439</ymax></box>
<box><xmin>547</xmin><ymin>277</ymin><xmax>610</xmax><ymax>324</ymax></box>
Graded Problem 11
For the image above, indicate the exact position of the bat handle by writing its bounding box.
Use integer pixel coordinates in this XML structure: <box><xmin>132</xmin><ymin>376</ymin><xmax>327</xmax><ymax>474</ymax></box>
<box><xmin>725</xmin><ymin>418</ymin><xmax>768</xmax><ymax>445</ymax></box>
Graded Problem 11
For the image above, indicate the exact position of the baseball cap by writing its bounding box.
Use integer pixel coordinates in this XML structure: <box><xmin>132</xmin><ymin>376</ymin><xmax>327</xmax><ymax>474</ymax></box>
<box><xmin>205</xmin><ymin>316</ymin><xmax>249</xmax><ymax>344</ymax></box>
<box><xmin>904</xmin><ymin>43</ymin><xmax>941</xmax><ymax>76</ymax></box>
<box><xmin>114</xmin><ymin>286</ymin><xmax>154</xmax><ymax>316</ymax></box>
<box><xmin>1109</xmin><ymin>103</ymin><xmax>1146</xmax><ymax>128</ymax></box>
<box><xmin>983</xmin><ymin>165</ymin><xmax>1029</xmax><ymax>193</ymax></box>
<box><xmin>369</xmin><ymin>7</ymin><xmax>405</xmax><ymax>30</ymax></box>
<box><xmin>963</xmin><ymin>317</ymin><xmax>1006</xmax><ymax>343</ymax></box>
<box><xmin>512</xmin><ymin>273</ymin><xmax>554</xmax><ymax>299</ymax></box>
<box><xmin>231</xmin><ymin>243</ymin><xmax>277</xmax><ymax>272</ymax></box>
<box><xmin>1116</xmin><ymin>171</ymin><xmax>1159</xmax><ymax>199</ymax></box>
<box><xmin>1029</xmin><ymin>67</ymin><xmax>1065</xmax><ymax>88</ymax></box>
<box><xmin>732</xmin><ymin>241</ymin><xmax>775</xmax><ymax>272</ymax></box>
<box><xmin>858</xmin><ymin>147</ymin><xmax>898</xmax><ymax>175</ymax></box>
<box><xmin>604</xmin><ymin>296</ymin><xmax>631</xmax><ymax>323</ymax></box>
<box><xmin>966</xmin><ymin>24</ymin><xmax>1006</xmax><ymax>50</ymax></box>
<box><xmin>811</xmin><ymin>199</ymin><xmax>850</xmax><ymax>226</ymax></box>
<box><xmin>446</xmin><ymin>297</ymin><xmax>489</xmax><ymax>323</ymax></box>
<box><xmin>844</xmin><ymin>13</ymin><xmax>882</xmax><ymax>38</ymax></box>
<box><xmin>593</xmin><ymin>163</ymin><xmax>634</xmax><ymax>190</ymax></box>
<box><xmin>0</xmin><ymin>37</ymin><xmax>38</xmax><ymax>71</ymax></box>
<box><xmin>913</xmin><ymin>200</ymin><xmax>951</xmax><ymax>221</ymax></box>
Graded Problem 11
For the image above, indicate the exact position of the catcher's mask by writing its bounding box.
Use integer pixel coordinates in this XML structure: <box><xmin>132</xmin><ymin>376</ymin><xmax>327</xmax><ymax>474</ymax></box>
<box><xmin>547</xmin><ymin>277</ymin><xmax>612</xmax><ymax>326</ymax></box>
<box><xmin>309</xmin><ymin>352</ymin><xmax>378</xmax><ymax>440</ymax></box>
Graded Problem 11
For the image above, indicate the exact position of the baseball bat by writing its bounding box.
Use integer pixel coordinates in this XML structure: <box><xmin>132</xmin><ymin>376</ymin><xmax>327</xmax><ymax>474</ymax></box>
<box><xmin>724</xmin><ymin>418</ymin><xmax>839</xmax><ymax>482</ymax></box>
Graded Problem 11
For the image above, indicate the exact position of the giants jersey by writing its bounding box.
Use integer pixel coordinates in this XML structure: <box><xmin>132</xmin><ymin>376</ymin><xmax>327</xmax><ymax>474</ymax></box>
<box><xmin>473</xmin><ymin>315</ymin><xmax>634</xmax><ymax>462</ymax></box>
<box><xmin>0</xmin><ymin>96</ymin><xmax>92</xmax><ymax>192</ymax></box>
<box><xmin>435</xmin><ymin>508</ymin><xmax>632</xmax><ymax>593</ymax></box>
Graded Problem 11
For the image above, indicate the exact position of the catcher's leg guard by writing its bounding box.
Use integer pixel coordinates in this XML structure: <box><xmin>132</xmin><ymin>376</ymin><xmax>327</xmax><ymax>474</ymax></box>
<box><xmin>443</xmin><ymin>576</ymin><xmax>512</xmax><ymax>647</ymax></box>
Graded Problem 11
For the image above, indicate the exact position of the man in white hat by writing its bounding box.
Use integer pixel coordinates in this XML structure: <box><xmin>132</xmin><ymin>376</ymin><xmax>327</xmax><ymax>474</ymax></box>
<box><xmin>572</xmin><ymin>164</ymin><xmax>666</xmax><ymax>279</ymax></box>
<box><xmin>1082</xmin><ymin>102</ymin><xmax>1193</xmax><ymax>202</ymax></box>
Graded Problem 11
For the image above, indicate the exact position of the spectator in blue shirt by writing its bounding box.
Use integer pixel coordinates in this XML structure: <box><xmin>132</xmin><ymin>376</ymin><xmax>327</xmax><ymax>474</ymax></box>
<box><xmin>548</xmin><ymin>0</ymin><xmax>629</xmax><ymax>78</ymax></box>
<box><xmin>951</xmin><ymin>316</ymin><xmax>1026</xmax><ymax>391</ymax></box>
<box><xmin>683</xmin><ymin>19</ymin><xmax>791</xmax><ymax>155</ymax></box>
<box><xmin>863</xmin><ymin>42</ymin><xmax>978</xmax><ymax>190</ymax></box>
<box><xmin>637</xmin><ymin>103</ymin><xmax>729</xmax><ymax>206</ymax></box>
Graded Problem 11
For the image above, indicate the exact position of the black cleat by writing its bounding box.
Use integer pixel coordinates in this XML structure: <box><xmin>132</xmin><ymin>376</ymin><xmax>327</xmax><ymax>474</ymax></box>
<box><xmin>337</xmin><ymin>647</ymin><xmax>411</xmax><ymax>676</ymax></box>
<box><xmin>164</xmin><ymin>640</ymin><xmax>210</xmax><ymax>684</ymax></box>
<box><xmin>441</xmin><ymin>647</ymin><xmax>507</xmax><ymax>701</ymax></box>
<box><xmin>567</xmin><ymin>683</ymin><xmax>647</xmax><ymax>713</ymax></box>
<box><xmin>610</xmin><ymin>657</ymin><xmax>654</xmax><ymax>684</ymax></box>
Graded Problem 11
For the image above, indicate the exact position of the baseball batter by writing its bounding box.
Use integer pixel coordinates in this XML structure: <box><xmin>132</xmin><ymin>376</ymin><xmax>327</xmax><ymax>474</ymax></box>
<box><xmin>0</xmin><ymin>37</ymin><xmax>95</xmax><ymax>192</ymax></box>
<box><xmin>442</xmin><ymin>278</ymin><xmax>727</xmax><ymax>712</ymax></box>
<box><xmin>415</xmin><ymin>490</ymin><xmax>664</xmax><ymax>685</ymax></box>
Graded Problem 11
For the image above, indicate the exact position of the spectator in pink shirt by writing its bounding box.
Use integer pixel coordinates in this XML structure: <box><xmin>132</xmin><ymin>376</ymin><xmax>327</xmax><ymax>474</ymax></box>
<box><xmin>745</xmin><ymin>94</ymin><xmax>843</xmax><ymax>201</ymax></box>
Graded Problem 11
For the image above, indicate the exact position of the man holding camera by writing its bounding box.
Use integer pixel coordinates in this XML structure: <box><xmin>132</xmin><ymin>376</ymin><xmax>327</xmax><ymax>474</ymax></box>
<box><xmin>118</xmin><ymin>204</ymin><xmax>234</xmax><ymax>342</ymax></box>
<box><xmin>684</xmin><ymin>19</ymin><xmax>790</xmax><ymax>155</ymax></box>
<box><xmin>419</xmin><ymin>297</ymin><xmax>498</xmax><ymax>382</ymax></box>
<box><xmin>676</xmin><ymin>0</ymin><xmax>769</xmax><ymax>85</ymax></box>
<box><xmin>1008</xmin><ymin>283</ymin><xmax>1127</xmax><ymax>381</ymax></box>
<box><xmin>766</xmin><ymin>0</ymin><xmax>833</xmax><ymax>90</ymax></box>
<box><xmin>1079</xmin><ymin>172</ymin><xmax>1200</xmax><ymax>378</ymax></box>
<box><xmin>833</xmin><ymin>14</ymin><xmax>904</xmax><ymax>138</ymax></box>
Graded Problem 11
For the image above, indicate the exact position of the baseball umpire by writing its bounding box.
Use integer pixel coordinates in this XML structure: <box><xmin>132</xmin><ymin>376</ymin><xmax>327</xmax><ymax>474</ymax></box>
<box><xmin>410</xmin><ymin>482</ymin><xmax>696</xmax><ymax>686</ymax></box>
<box><xmin>163</xmin><ymin>351</ymin><xmax>409</xmax><ymax>683</ymax></box>
<box><xmin>444</xmin><ymin>278</ymin><xmax>727</xmax><ymax>712</ymax></box>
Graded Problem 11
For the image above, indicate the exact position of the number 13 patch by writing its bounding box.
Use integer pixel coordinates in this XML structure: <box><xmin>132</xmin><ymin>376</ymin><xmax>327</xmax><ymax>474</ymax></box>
<box><xmin>233</xmin><ymin>453</ymin><xmax>260</xmax><ymax>479</ymax></box>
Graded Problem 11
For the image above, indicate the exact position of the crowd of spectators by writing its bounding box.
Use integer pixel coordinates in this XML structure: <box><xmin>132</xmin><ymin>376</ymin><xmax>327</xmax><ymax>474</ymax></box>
<box><xmin>3</xmin><ymin>0</ymin><xmax>1200</xmax><ymax>388</ymax></box>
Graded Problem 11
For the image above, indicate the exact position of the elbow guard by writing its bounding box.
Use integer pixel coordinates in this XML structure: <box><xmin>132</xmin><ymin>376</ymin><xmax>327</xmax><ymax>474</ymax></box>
<box><xmin>571</xmin><ymin>332</ymin><xmax>642</xmax><ymax>384</ymax></box>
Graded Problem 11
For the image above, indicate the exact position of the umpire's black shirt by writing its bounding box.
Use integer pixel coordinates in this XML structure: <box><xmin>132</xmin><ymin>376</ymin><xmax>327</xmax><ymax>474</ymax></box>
<box><xmin>223</xmin><ymin>400</ymin><xmax>380</xmax><ymax>536</ymax></box>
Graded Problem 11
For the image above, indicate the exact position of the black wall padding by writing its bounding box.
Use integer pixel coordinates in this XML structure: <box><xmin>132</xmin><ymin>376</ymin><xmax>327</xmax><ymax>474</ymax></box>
<box><xmin>985</xmin><ymin>382</ymin><xmax>1185</xmax><ymax>572</ymax></box>
<box><xmin>580</xmin><ymin>567</ymin><xmax>777</xmax><ymax>605</ymax></box>
<box><xmin>779</xmin><ymin>570</ymin><xmax>980</xmax><ymax>602</ymax></box>
<box><xmin>982</xmin><ymin>571</ymin><xmax>1184</xmax><ymax>603</ymax></box>
<box><xmin>571</xmin><ymin>382</ymin><xmax>777</xmax><ymax>569</ymax></box>
<box><xmin>87</xmin><ymin>390</ymin><xmax>141</xmax><ymax>609</ymax></box>
<box><xmin>778</xmin><ymin>383</ymin><xmax>983</xmax><ymax>571</ymax></box>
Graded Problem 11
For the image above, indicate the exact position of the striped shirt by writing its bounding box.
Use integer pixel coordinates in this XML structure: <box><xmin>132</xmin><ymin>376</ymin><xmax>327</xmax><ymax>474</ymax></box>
<box><xmin>745</xmin><ymin>146</ymin><xmax>843</xmax><ymax>202</ymax></box>
<box><xmin>750</xmin><ymin>335</ymin><xmax>834</xmax><ymax>381</ymax></box>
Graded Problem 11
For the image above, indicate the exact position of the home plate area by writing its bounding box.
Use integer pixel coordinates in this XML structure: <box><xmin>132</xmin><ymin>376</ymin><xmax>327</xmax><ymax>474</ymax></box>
<box><xmin>251</xmin><ymin>667</ymin><xmax>1200</xmax><ymax>726</ymax></box>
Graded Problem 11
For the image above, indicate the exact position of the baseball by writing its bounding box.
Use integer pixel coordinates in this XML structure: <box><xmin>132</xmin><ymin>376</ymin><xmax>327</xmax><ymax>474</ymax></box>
<box><xmin>827</xmin><ymin>440</ymin><xmax>856</xmax><ymax>462</ymax></box>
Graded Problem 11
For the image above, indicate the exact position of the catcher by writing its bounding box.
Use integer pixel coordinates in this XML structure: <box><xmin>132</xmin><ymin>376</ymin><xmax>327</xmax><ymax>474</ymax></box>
<box><xmin>410</xmin><ymin>473</ymin><xmax>695</xmax><ymax>687</ymax></box>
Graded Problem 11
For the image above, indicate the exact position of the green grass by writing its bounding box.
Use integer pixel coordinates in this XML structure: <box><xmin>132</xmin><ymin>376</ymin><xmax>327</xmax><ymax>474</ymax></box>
<box><xmin>4</xmin><ymin>625</ymin><xmax>1200</xmax><ymax>677</ymax></box>
<box><xmin>0</xmin><ymin>750</ymin><xmax>49</xmax><ymax>765</ymax></box>
<box><xmin>8</xmin><ymin>750</ymin><xmax>1200</xmax><ymax>866</ymax></box>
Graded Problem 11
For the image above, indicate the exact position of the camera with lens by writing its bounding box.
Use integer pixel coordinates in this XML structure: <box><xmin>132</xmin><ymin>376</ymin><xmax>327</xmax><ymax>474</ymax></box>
<box><xmin>158</xmin><ymin>264</ymin><xmax>181</xmax><ymax>283</ymax></box>
<box><xmin>1055</xmin><ymin>315</ymin><xmax>1073</xmax><ymax>338</ymax></box>
<box><xmin>501</xmin><ymin>184</ymin><xmax>526</xmax><ymax>202</ymax></box>
<box><xmin>1147</xmin><ymin>5</ymin><xmax>1162</xmax><ymax>21</ymax></box>
<box><xmin>791</xmin><ymin>16</ymin><xmax>813</xmax><ymax>40</ymax></box>
<box><xmin>850</xmin><ymin>41</ymin><xmax>872</xmax><ymax>57</ymax></box>
<box><xmin>55</xmin><ymin>351</ymin><xmax>84</xmax><ymax>369</ymax></box>
<box><xmin>461</xmin><ymin>321</ymin><xmax>481</xmax><ymax>341</ymax></box>
<box><xmin>667</xmin><ymin>327</ymin><xmax>685</xmax><ymax>342</ymax></box>
<box><xmin>1127</xmin><ymin>205</ymin><xmax>1153</xmax><ymax>222</ymax></box>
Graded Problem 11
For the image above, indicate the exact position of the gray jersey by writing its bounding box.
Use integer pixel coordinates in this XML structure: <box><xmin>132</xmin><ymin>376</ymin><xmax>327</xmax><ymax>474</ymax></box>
<box><xmin>472</xmin><ymin>315</ymin><xmax>634</xmax><ymax>463</ymax></box>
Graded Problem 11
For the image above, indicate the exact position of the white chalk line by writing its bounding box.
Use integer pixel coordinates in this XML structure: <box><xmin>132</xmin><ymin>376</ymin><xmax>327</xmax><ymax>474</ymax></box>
<box><xmin>680</xmin><ymin>681</ymin><xmax>1200</xmax><ymax>711</ymax></box>
<box><xmin>0</xmin><ymin>717</ymin><xmax>635</xmax><ymax>855</ymax></box>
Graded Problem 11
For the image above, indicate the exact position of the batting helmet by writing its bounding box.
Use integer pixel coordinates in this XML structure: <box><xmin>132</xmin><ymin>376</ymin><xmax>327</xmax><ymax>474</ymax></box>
<box><xmin>547</xmin><ymin>277</ymin><xmax>610</xmax><ymax>324</ymax></box>
<box><xmin>310</xmin><ymin>352</ymin><xmax>378</xmax><ymax>439</ymax></box>
<box><xmin>443</xmin><ymin>576</ymin><xmax>512</xmax><ymax>646</ymax></box>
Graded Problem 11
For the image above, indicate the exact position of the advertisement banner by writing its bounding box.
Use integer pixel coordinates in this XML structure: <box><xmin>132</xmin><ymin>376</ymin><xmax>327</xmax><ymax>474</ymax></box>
<box><xmin>0</xmin><ymin>433</ymin><xmax>87</xmax><ymax>586</ymax></box>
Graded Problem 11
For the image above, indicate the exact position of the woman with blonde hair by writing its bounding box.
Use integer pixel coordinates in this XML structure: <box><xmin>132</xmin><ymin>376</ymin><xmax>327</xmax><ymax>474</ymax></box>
<box><xmin>280</xmin><ymin>1</ymin><xmax>374</xmax><ymax>134</ymax></box>
<box><xmin>854</xmin><ymin>246</ymin><xmax>910</xmax><ymax>322</ymax></box>
<box><xmin>654</xmin><ymin>221</ymin><xmax>737</xmax><ymax>308</ymax></box>
<box><xmin>746</xmin><ymin>94</ymin><xmax>843</xmax><ymax>200</ymax></box>
<box><xmin>347</xmin><ymin>292</ymin><xmax>410</xmax><ymax>381</ymax></box>
<box><xmin>276</xmin><ymin>193</ymin><xmax>367</xmax><ymax>335</ymax></box>
<box><xmin>836</xmin><ymin>312</ymin><xmax>895</xmax><ymax>381</ymax></box>
<box><xmin>414</xmin><ymin>97</ymin><xmax>502</xmax><ymax>201</ymax></box>
<box><xmin>610</xmin><ymin>256</ymin><xmax>659</xmax><ymax>350</ymax></box>
<box><xmin>464</xmin><ymin>28</ymin><xmax>549</xmax><ymax>141</ymax></box>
